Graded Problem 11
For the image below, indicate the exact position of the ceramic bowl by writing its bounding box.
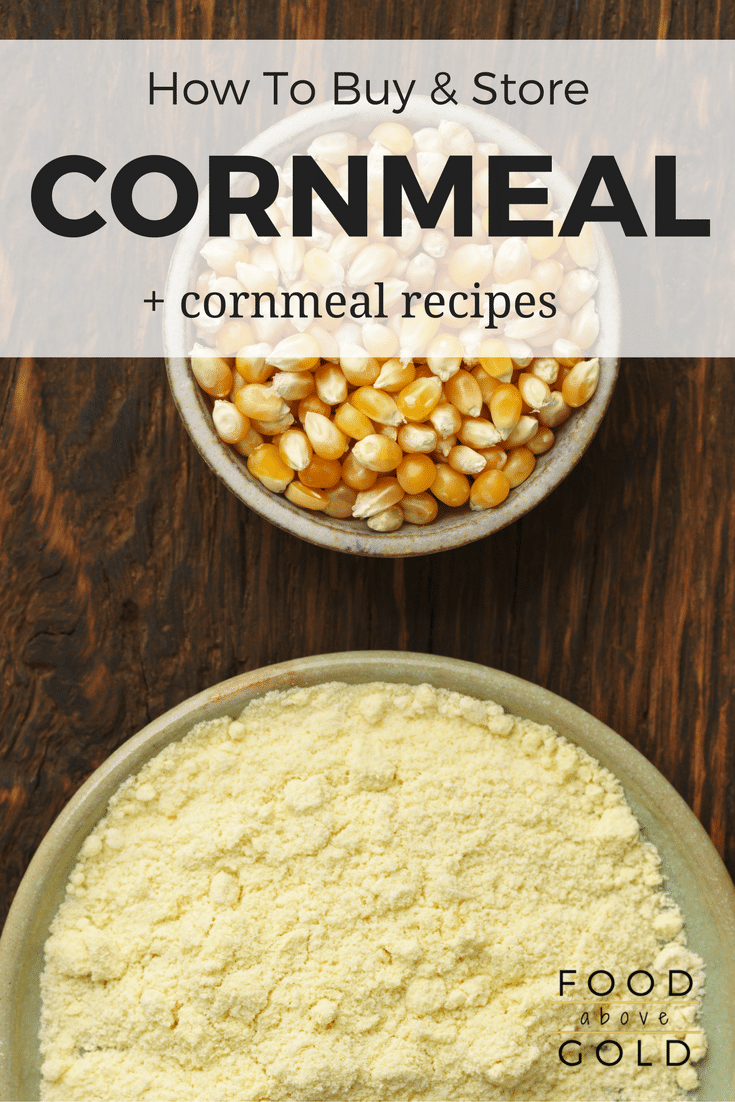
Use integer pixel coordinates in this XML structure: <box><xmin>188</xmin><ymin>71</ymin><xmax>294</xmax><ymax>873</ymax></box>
<box><xmin>1</xmin><ymin>651</ymin><xmax>733</xmax><ymax>1101</ymax></box>
<box><xmin>164</xmin><ymin>100</ymin><xmax>620</xmax><ymax>556</ymax></box>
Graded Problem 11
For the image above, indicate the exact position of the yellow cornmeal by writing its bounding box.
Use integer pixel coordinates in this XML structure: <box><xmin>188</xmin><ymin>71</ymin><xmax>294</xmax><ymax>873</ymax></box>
<box><xmin>40</xmin><ymin>682</ymin><xmax>706</xmax><ymax>1100</ymax></box>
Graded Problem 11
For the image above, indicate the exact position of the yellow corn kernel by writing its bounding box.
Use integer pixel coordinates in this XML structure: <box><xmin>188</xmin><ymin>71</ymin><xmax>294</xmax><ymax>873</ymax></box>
<box><xmin>324</xmin><ymin>481</ymin><xmax>358</xmax><ymax>518</ymax></box>
<box><xmin>504</xmin><ymin>446</ymin><xmax>536</xmax><ymax>487</ymax></box>
<box><xmin>470</xmin><ymin>365</ymin><xmax>501</xmax><ymax>407</ymax></box>
<box><xmin>339</xmin><ymin>346</ymin><xmax>381</xmax><ymax>386</ymax></box>
<box><xmin>285</xmin><ymin>481</ymin><xmax>330</xmax><ymax>511</ymax></box>
<box><xmin>528</xmin><ymin>426</ymin><xmax>555</xmax><ymax>455</ymax></box>
<box><xmin>443</xmin><ymin>370</ymin><xmax>482</xmax><ymax>417</ymax></box>
<box><xmin>470</xmin><ymin>469</ymin><xmax>511</xmax><ymax>510</ymax></box>
<box><xmin>552</xmin><ymin>339</ymin><xmax>584</xmax><ymax>368</ymax></box>
<box><xmin>315</xmin><ymin>362</ymin><xmax>349</xmax><ymax>406</ymax></box>
<box><xmin>428</xmin><ymin>401</ymin><xmax>462</xmax><ymax>438</ymax></box>
<box><xmin>527</xmin><ymin>214</ymin><xmax>563</xmax><ymax>261</ymax></box>
<box><xmin>426</xmin><ymin>334</ymin><xmax>464</xmax><ymax>382</ymax></box>
<box><xmin>234</xmin><ymin>383</ymin><xmax>288</xmax><ymax>422</ymax></box>
<box><xmin>566</xmin><ymin>221</ymin><xmax>598</xmax><ymax>270</ymax></box>
<box><xmin>562</xmin><ymin>358</ymin><xmax>600</xmax><ymax>408</ymax></box>
<box><xmin>299</xmin><ymin>455</ymin><xmax>342</xmax><ymax>489</ymax></box>
<box><xmin>352</xmin><ymin>476</ymin><xmax>405</xmax><ymax>518</ymax></box>
<box><xmin>341</xmin><ymin>450</ymin><xmax>379</xmax><ymax>492</ymax></box>
<box><xmin>333</xmin><ymin>401</ymin><xmax>374</xmax><ymax>441</ymax></box>
<box><xmin>458</xmin><ymin>417</ymin><xmax>502</xmax><ymax>450</ymax></box>
<box><xmin>212</xmin><ymin>400</ymin><xmax>250</xmax><ymax>443</ymax></box>
<box><xmin>271</xmin><ymin>371</ymin><xmax>316</xmax><ymax>401</ymax></box>
<box><xmin>448</xmin><ymin>445</ymin><xmax>486</xmax><ymax>476</ymax></box>
<box><xmin>431</xmin><ymin>464</ymin><xmax>470</xmax><ymax>507</ymax></box>
<box><xmin>352</xmin><ymin>386</ymin><xmax>404</xmax><ymax>427</ymax></box>
<box><xmin>362</xmin><ymin>323</ymin><xmax>399</xmax><ymax>359</ymax></box>
<box><xmin>505</xmin><ymin>415</ymin><xmax>539</xmax><ymax>448</ymax></box>
<box><xmin>191</xmin><ymin>355</ymin><xmax>233</xmax><ymax>398</ymax></box>
<box><xmin>397</xmin><ymin>423</ymin><xmax>438</xmax><ymax>454</ymax></box>
<box><xmin>267</xmin><ymin>333</ymin><xmax>321</xmax><ymax>371</ymax></box>
<box><xmin>352</xmin><ymin>434</ymin><xmax>404</xmax><ymax>473</ymax></box>
<box><xmin>538</xmin><ymin>391</ymin><xmax>571</xmax><ymax>428</ymax></box>
<box><xmin>278</xmin><ymin>428</ymin><xmax>312</xmax><ymax>471</ymax></box>
<box><xmin>476</xmin><ymin>339</ymin><xmax>513</xmax><ymax>382</ymax></box>
<box><xmin>401</xmin><ymin>492</ymin><xmax>439</xmax><ymax>525</ymax></box>
<box><xmin>447</xmin><ymin>244</ymin><xmax>494</xmax><ymax>288</ymax></box>
<box><xmin>303</xmin><ymin>412</ymin><xmax>347</xmax><ymax>461</ymax></box>
<box><xmin>367</xmin><ymin>504</ymin><xmax>404</xmax><ymax>532</ymax></box>
<box><xmin>297</xmin><ymin>394</ymin><xmax>331</xmax><ymax>421</ymax></box>
<box><xmin>489</xmin><ymin>383</ymin><xmax>522</xmax><ymax>438</ymax></box>
<box><xmin>517</xmin><ymin>372</ymin><xmax>552</xmax><ymax>411</ymax></box>
<box><xmin>369</xmin><ymin>121</ymin><xmax>413</xmax><ymax>154</ymax></box>
<box><xmin>235</xmin><ymin>343</ymin><xmax>275</xmax><ymax>384</ymax></box>
<box><xmin>216</xmin><ymin>320</ymin><xmax>254</xmax><ymax>358</ymax></box>
<box><xmin>396</xmin><ymin>453</ymin><xmax>437</xmax><ymax>494</ymax></box>
<box><xmin>252</xmin><ymin>411</ymin><xmax>294</xmax><ymax>436</ymax></box>
<box><xmin>303</xmin><ymin>248</ymin><xmax>344</xmax><ymax>287</ymax></box>
<box><xmin>373</xmin><ymin>358</ymin><xmax>416</xmax><ymax>393</ymax></box>
<box><xmin>247</xmin><ymin>443</ymin><xmax>294</xmax><ymax>493</ymax></box>
<box><xmin>478</xmin><ymin>445</ymin><xmax>508</xmax><ymax>470</ymax></box>
<box><xmin>233</xmin><ymin>425</ymin><xmax>264</xmax><ymax>457</ymax></box>
<box><xmin>396</xmin><ymin>376</ymin><xmax>443</xmax><ymax>422</ymax></box>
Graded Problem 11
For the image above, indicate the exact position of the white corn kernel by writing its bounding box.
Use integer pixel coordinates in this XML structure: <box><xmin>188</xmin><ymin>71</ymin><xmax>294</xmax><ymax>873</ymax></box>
<box><xmin>393</xmin><ymin>217</ymin><xmax>423</xmax><ymax>257</ymax></box>
<box><xmin>559</xmin><ymin>268</ymin><xmax>599</xmax><ymax>315</ymax></box>
<box><xmin>267</xmin><ymin>333</ymin><xmax>320</xmax><ymax>371</ymax></box>
<box><xmin>404</xmin><ymin>253</ymin><xmax>437</xmax><ymax>294</ymax></box>
<box><xmin>422</xmin><ymin>230</ymin><xmax>449</xmax><ymax>259</ymax></box>
<box><xmin>347</xmin><ymin>244</ymin><xmax>397</xmax><ymax>287</ymax></box>
<box><xmin>363</xmin><ymin>324</ymin><xmax>400</xmax><ymax>360</ymax></box>
<box><xmin>494</xmin><ymin>237</ymin><xmax>532</xmax><ymax>283</ymax></box>
<box><xmin>234</xmin><ymin>262</ymin><xmax>278</xmax><ymax>296</ymax></box>
<box><xmin>307</xmin><ymin>131</ymin><xmax>357</xmax><ymax>165</ymax></box>
<box><xmin>426</xmin><ymin>334</ymin><xmax>464</xmax><ymax>382</ymax></box>
<box><xmin>270</xmin><ymin>371</ymin><xmax>314</xmax><ymax>400</ymax></box>
<box><xmin>569</xmin><ymin>300</ymin><xmax>600</xmax><ymax>349</ymax></box>
<box><xmin>303</xmin><ymin>248</ymin><xmax>344</xmax><ymax>287</ymax></box>
<box><xmin>397</xmin><ymin>423</ymin><xmax>438</xmax><ymax>454</ymax></box>
<box><xmin>552</xmin><ymin>338</ymin><xmax>585</xmax><ymax>367</ymax></box>
<box><xmin>505</xmin><ymin>415</ymin><xmax>539</xmax><ymax>448</ymax></box>
<box><xmin>315</xmin><ymin>363</ymin><xmax>348</xmax><ymax>406</ymax></box>
<box><xmin>200</xmin><ymin>237</ymin><xmax>249</xmax><ymax>277</ymax></box>
<box><xmin>279</xmin><ymin>428</ymin><xmax>312</xmax><ymax>471</ymax></box>
<box><xmin>272</xmin><ymin>236</ymin><xmax>305</xmax><ymax>283</ymax></box>
<box><xmin>428</xmin><ymin>401</ymin><xmax>462</xmax><ymax>438</ymax></box>
<box><xmin>438</xmin><ymin>120</ymin><xmax>475</xmax><ymax>156</ymax></box>
<box><xmin>458</xmin><ymin>417</ymin><xmax>502</xmax><ymax>449</ymax></box>
<box><xmin>367</xmin><ymin>504</ymin><xmax>404</xmax><ymax>532</ymax></box>
<box><xmin>212</xmin><ymin>400</ymin><xmax>249</xmax><ymax>443</ymax></box>
<box><xmin>352</xmin><ymin>477</ymin><xmax>405</xmax><ymax>518</ymax></box>
<box><xmin>448</xmin><ymin>445</ymin><xmax>486</xmax><ymax>475</ymax></box>
<box><xmin>517</xmin><ymin>372</ymin><xmax>552</xmax><ymax>411</ymax></box>
<box><xmin>370</xmin><ymin>121</ymin><xmax>413</xmax><ymax>154</ymax></box>
<box><xmin>324</xmin><ymin>482</ymin><xmax>357</xmax><ymax>518</ymax></box>
<box><xmin>566</xmin><ymin>221</ymin><xmax>598</xmax><ymax>269</ymax></box>
<box><xmin>447</xmin><ymin>244</ymin><xmax>494</xmax><ymax>287</ymax></box>
<box><xmin>538</xmin><ymin>391</ymin><xmax>571</xmax><ymax>428</ymax></box>
<box><xmin>529</xmin><ymin>357</ymin><xmax>559</xmax><ymax>385</ymax></box>
<box><xmin>417</xmin><ymin>151</ymin><xmax>448</xmax><ymax>188</ymax></box>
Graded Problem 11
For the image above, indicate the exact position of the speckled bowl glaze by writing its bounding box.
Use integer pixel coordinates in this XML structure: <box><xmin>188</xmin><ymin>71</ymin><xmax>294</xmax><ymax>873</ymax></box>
<box><xmin>1</xmin><ymin>652</ymin><xmax>734</xmax><ymax>1101</ymax></box>
<box><xmin>164</xmin><ymin>100</ymin><xmax>620</xmax><ymax>556</ymax></box>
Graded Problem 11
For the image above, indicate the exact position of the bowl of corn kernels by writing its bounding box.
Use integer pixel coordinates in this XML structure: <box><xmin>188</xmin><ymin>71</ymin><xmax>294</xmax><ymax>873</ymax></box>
<box><xmin>164</xmin><ymin>99</ymin><xmax>619</xmax><ymax>555</ymax></box>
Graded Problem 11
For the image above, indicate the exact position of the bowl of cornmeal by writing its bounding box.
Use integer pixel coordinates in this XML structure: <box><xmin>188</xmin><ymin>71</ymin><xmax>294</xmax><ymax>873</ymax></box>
<box><xmin>1</xmin><ymin>652</ymin><xmax>734</xmax><ymax>1102</ymax></box>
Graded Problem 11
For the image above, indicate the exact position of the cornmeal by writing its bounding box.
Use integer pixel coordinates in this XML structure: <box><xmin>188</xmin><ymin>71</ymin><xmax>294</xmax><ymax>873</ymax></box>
<box><xmin>40</xmin><ymin>682</ymin><xmax>706</xmax><ymax>1100</ymax></box>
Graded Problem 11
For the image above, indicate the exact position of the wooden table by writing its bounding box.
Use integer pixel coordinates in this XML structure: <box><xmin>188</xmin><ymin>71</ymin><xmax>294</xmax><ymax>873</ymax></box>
<box><xmin>1</xmin><ymin>4</ymin><xmax>733</xmax><ymax>932</ymax></box>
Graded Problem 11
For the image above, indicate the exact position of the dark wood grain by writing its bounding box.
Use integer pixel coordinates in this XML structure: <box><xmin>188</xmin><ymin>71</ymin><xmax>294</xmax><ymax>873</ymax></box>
<box><xmin>2</xmin><ymin>1</ymin><xmax>735</xmax><ymax>933</ymax></box>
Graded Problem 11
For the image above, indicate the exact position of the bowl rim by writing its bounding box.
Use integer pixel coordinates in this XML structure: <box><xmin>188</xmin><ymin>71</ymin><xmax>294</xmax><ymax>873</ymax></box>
<box><xmin>1</xmin><ymin>651</ymin><xmax>734</xmax><ymax>1101</ymax></box>
<box><xmin>164</xmin><ymin>97</ymin><xmax>621</xmax><ymax>557</ymax></box>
